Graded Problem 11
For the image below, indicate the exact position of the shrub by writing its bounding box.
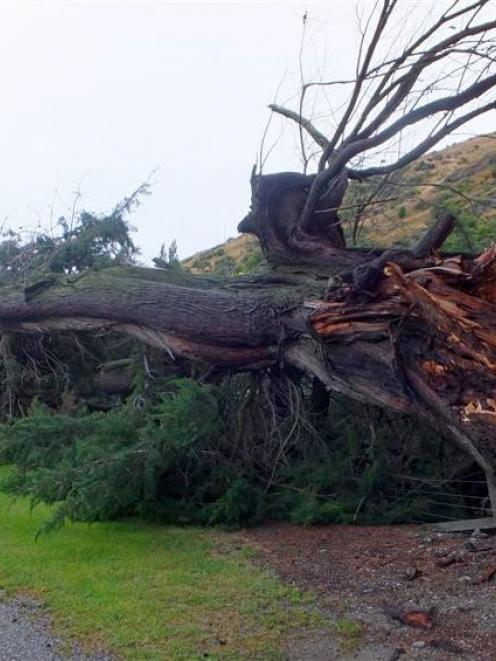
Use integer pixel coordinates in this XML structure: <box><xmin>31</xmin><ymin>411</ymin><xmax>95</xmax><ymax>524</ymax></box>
<box><xmin>0</xmin><ymin>373</ymin><xmax>477</xmax><ymax>534</ymax></box>
<box><xmin>414</xmin><ymin>160</ymin><xmax>435</xmax><ymax>171</ymax></box>
<box><xmin>236</xmin><ymin>250</ymin><xmax>263</xmax><ymax>274</ymax></box>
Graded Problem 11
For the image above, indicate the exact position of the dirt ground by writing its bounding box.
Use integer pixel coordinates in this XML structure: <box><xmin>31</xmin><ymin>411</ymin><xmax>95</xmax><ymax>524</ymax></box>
<box><xmin>239</xmin><ymin>523</ymin><xmax>496</xmax><ymax>660</ymax></box>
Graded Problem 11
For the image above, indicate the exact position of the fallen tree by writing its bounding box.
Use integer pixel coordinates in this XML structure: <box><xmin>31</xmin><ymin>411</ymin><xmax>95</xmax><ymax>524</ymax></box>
<box><xmin>2</xmin><ymin>204</ymin><xmax>496</xmax><ymax>473</ymax></box>
<box><xmin>1</xmin><ymin>1</ymin><xmax>496</xmax><ymax>504</ymax></box>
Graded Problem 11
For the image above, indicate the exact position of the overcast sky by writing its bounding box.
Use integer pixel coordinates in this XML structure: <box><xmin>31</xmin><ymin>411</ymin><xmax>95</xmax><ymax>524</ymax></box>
<box><xmin>0</xmin><ymin>1</ymin><xmax>494</xmax><ymax>263</ymax></box>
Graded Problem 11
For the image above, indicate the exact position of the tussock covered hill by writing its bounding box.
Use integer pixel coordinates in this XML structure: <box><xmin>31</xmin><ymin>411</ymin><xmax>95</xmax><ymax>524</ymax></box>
<box><xmin>183</xmin><ymin>133</ymin><xmax>496</xmax><ymax>274</ymax></box>
<box><xmin>183</xmin><ymin>233</ymin><xmax>261</xmax><ymax>276</ymax></box>
<box><xmin>355</xmin><ymin>133</ymin><xmax>496</xmax><ymax>252</ymax></box>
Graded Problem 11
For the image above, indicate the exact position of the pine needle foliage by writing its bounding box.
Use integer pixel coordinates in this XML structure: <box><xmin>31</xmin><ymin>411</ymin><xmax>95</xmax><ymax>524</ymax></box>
<box><xmin>0</xmin><ymin>372</ymin><xmax>478</xmax><ymax>534</ymax></box>
<box><xmin>0</xmin><ymin>380</ymin><xmax>223</xmax><ymax>533</ymax></box>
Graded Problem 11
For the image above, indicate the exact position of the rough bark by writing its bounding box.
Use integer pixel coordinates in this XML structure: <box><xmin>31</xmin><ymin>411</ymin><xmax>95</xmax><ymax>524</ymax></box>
<box><xmin>1</xmin><ymin>173</ymin><xmax>495</xmax><ymax>477</ymax></box>
<box><xmin>0</xmin><ymin>267</ymin><xmax>299</xmax><ymax>367</ymax></box>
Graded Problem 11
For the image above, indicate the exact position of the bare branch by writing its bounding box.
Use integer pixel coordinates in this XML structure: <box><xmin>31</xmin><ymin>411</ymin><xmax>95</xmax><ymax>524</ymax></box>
<box><xmin>348</xmin><ymin>6</ymin><xmax>496</xmax><ymax>141</ymax></box>
<box><xmin>348</xmin><ymin>98</ymin><xmax>496</xmax><ymax>178</ymax></box>
<box><xmin>300</xmin><ymin>71</ymin><xmax>496</xmax><ymax>231</ymax></box>
<box><xmin>318</xmin><ymin>0</ymin><xmax>399</xmax><ymax>169</ymax></box>
<box><xmin>268</xmin><ymin>104</ymin><xmax>329</xmax><ymax>149</ymax></box>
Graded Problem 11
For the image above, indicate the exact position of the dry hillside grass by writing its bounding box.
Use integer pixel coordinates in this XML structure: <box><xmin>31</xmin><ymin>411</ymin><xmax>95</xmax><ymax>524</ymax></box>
<box><xmin>183</xmin><ymin>134</ymin><xmax>496</xmax><ymax>274</ymax></box>
<box><xmin>355</xmin><ymin>133</ymin><xmax>496</xmax><ymax>250</ymax></box>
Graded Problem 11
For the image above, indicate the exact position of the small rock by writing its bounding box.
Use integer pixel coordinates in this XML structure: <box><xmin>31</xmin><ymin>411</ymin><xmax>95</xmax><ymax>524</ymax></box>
<box><xmin>18</xmin><ymin>597</ymin><xmax>41</xmax><ymax>610</ymax></box>
<box><xmin>405</xmin><ymin>566</ymin><xmax>422</xmax><ymax>581</ymax></box>
<box><xmin>436</xmin><ymin>551</ymin><xmax>460</xmax><ymax>567</ymax></box>
<box><xmin>412</xmin><ymin>640</ymin><xmax>426</xmax><ymax>649</ymax></box>
<box><xmin>457</xmin><ymin>604</ymin><xmax>474</xmax><ymax>612</ymax></box>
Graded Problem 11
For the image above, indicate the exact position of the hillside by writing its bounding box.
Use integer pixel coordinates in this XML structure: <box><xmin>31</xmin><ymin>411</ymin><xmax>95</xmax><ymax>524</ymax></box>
<box><xmin>183</xmin><ymin>233</ymin><xmax>261</xmax><ymax>275</ymax></box>
<box><xmin>355</xmin><ymin>133</ymin><xmax>496</xmax><ymax>252</ymax></box>
<box><xmin>183</xmin><ymin>134</ymin><xmax>496</xmax><ymax>274</ymax></box>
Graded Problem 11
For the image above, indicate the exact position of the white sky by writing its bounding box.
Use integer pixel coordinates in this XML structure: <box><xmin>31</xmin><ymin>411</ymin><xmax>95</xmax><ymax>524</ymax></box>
<box><xmin>0</xmin><ymin>1</ymin><xmax>494</xmax><ymax>263</ymax></box>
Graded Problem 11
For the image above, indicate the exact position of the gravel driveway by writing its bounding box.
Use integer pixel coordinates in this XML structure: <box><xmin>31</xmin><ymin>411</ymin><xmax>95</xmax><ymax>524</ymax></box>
<box><xmin>0</xmin><ymin>597</ymin><xmax>111</xmax><ymax>661</ymax></box>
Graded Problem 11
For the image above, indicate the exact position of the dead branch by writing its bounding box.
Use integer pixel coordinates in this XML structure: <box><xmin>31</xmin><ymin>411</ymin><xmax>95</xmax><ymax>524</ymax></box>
<box><xmin>268</xmin><ymin>2</ymin><xmax>496</xmax><ymax>243</ymax></box>
<box><xmin>268</xmin><ymin>104</ymin><xmax>329</xmax><ymax>149</ymax></box>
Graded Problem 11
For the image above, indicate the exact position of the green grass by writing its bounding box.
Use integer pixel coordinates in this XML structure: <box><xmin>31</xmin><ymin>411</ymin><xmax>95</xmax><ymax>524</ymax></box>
<box><xmin>334</xmin><ymin>618</ymin><xmax>362</xmax><ymax>654</ymax></box>
<box><xmin>0</xmin><ymin>483</ymin><xmax>324</xmax><ymax>659</ymax></box>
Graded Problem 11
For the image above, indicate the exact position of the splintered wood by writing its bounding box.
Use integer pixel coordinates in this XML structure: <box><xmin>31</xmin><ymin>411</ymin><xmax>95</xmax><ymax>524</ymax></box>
<box><xmin>309</xmin><ymin>247</ymin><xmax>496</xmax><ymax>438</ymax></box>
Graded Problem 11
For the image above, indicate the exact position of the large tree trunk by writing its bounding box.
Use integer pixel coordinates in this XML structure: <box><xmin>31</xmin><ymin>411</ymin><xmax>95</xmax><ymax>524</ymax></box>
<box><xmin>2</xmin><ymin>173</ymin><xmax>496</xmax><ymax>487</ymax></box>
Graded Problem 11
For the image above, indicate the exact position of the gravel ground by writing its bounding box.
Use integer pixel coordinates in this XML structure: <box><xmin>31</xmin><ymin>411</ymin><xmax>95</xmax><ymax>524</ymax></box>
<box><xmin>0</xmin><ymin>596</ymin><xmax>111</xmax><ymax>661</ymax></box>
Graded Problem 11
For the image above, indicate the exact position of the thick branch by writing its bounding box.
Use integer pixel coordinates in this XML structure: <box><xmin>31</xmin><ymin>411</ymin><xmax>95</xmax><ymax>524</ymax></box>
<box><xmin>349</xmin><ymin>72</ymin><xmax>496</xmax><ymax>160</ymax></box>
<box><xmin>299</xmin><ymin>79</ymin><xmax>496</xmax><ymax>230</ymax></box>
<box><xmin>414</xmin><ymin>211</ymin><xmax>457</xmax><ymax>258</ymax></box>
<box><xmin>0</xmin><ymin>267</ymin><xmax>301</xmax><ymax>361</ymax></box>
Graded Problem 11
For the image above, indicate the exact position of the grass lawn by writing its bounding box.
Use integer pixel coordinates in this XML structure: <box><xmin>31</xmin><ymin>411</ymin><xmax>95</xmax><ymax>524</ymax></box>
<box><xmin>0</xmin><ymin>485</ymin><xmax>324</xmax><ymax>660</ymax></box>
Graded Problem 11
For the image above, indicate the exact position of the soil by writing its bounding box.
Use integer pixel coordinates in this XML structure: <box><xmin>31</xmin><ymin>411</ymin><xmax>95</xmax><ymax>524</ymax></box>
<box><xmin>238</xmin><ymin>523</ymin><xmax>496</xmax><ymax>660</ymax></box>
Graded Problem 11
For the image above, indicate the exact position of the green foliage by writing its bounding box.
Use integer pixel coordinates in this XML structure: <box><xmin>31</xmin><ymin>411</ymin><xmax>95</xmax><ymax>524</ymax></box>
<box><xmin>414</xmin><ymin>160</ymin><xmax>435</xmax><ymax>171</ymax></box>
<box><xmin>267</xmin><ymin>398</ymin><xmax>463</xmax><ymax>526</ymax></box>
<box><xmin>1</xmin><ymin>380</ymin><xmax>223</xmax><ymax>532</ymax></box>
<box><xmin>153</xmin><ymin>240</ymin><xmax>181</xmax><ymax>270</ymax></box>
<box><xmin>0</xmin><ymin>373</ymin><xmax>476</xmax><ymax>533</ymax></box>
<box><xmin>212</xmin><ymin>253</ymin><xmax>236</xmax><ymax>276</ymax></box>
<box><xmin>190</xmin><ymin>254</ymin><xmax>211</xmax><ymax>271</ymax></box>
<box><xmin>235</xmin><ymin>250</ymin><xmax>263</xmax><ymax>275</ymax></box>
<box><xmin>0</xmin><ymin>185</ymin><xmax>144</xmax><ymax>282</ymax></box>
<box><xmin>0</xmin><ymin>183</ymin><xmax>157</xmax><ymax>419</ymax></box>
<box><xmin>48</xmin><ymin>210</ymin><xmax>136</xmax><ymax>273</ymax></box>
<box><xmin>204</xmin><ymin>479</ymin><xmax>266</xmax><ymax>527</ymax></box>
<box><xmin>398</xmin><ymin>205</ymin><xmax>407</xmax><ymax>219</ymax></box>
<box><xmin>435</xmin><ymin>196</ymin><xmax>496</xmax><ymax>252</ymax></box>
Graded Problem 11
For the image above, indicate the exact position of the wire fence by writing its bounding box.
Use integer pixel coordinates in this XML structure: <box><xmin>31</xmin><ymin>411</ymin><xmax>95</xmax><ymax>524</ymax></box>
<box><xmin>392</xmin><ymin>472</ymin><xmax>493</xmax><ymax>524</ymax></box>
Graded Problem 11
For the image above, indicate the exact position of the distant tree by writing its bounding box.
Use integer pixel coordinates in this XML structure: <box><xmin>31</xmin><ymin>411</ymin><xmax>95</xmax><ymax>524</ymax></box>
<box><xmin>153</xmin><ymin>240</ymin><xmax>180</xmax><ymax>269</ymax></box>
<box><xmin>168</xmin><ymin>239</ymin><xmax>179</xmax><ymax>266</ymax></box>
